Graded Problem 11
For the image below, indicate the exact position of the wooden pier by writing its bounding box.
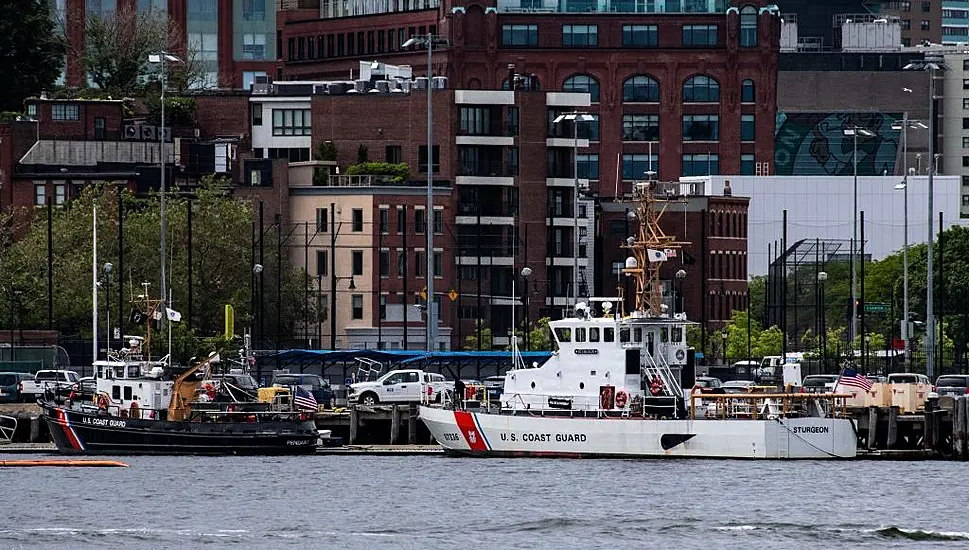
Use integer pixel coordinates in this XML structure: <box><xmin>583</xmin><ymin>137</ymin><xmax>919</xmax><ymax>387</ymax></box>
<box><xmin>315</xmin><ymin>404</ymin><xmax>436</xmax><ymax>446</ymax></box>
<box><xmin>848</xmin><ymin>395</ymin><xmax>969</xmax><ymax>459</ymax></box>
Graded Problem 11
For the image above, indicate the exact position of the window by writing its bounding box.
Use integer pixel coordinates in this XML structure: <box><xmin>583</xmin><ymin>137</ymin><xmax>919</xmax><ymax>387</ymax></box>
<box><xmin>94</xmin><ymin>117</ymin><xmax>105</xmax><ymax>139</ymax></box>
<box><xmin>379</xmin><ymin>208</ymin><xmax>389</xmax><ymax>232</ymax></box>
<box><xmin>741</xmin><ymin>154</ymin><xmax>755</xmax><ymax>175</ymax></box>
<box><xmin>964</xmin><ymin>79</ymin><xmax>969</xmax><ymax>90</ymax></box>
<box><xmin>921</xmin><ymin>20</ymin><xmax>930</xmax><ymax>31</ymax></box>
<box><xmin>741</xmin><ymin>79</ymin><xmax>755</xmax><ymax>103</ymax></box>
<box><xmin>622</xmin><ymin>114</ymin><xmax>659</xmax><ymax>141</ymax></box>
<box><xmin>272</xmin><ymin>109</ymin><xmax>312</xmax><ymax>136</ymax></box>
<box><xmin>460</xmin><ymin>107</ymin><xmax>492</xmax><ymax>135</ymax></box>
<box><xmin>562</xmin><ymin>74</ymin><xmax>600</xmax><ymax>102</ymax></box>
<box><xmin>54</xmin><ymin>184</ymin><xmax>66</xmax><ymax>206</ymax></box>
<box><xmin>379</xmin><ymin>250</ymin><xmax>390</xmax><ymax>276</ymax></box>
<box><xmin>242</xmin><ymin>0</ymin><xmax>265</xmax><ymax>20</ymax></box>
<box><xmin>316</xmin><ymin>250</ymin><xmax>328</xmax><ymax>277</ymax></box>
<box><xmin>741</xmin><ymin>114</ymin><xmax>755</xmax><ymax>141</ymax></box>
<box><xmin>415</xmin><ymin>209</ymin><xmax>426</xmax><ymax>234</ymax></box>
<box><xmin>683</xmin><ymin>114</ymin><xmax>719</xmax><ymax>141</ymax></box>
<box><xmin>242</xmin><ymin>33</ymin><xmax>267</xmax><ymax>60</ymax></box>
<box><xmin>963</xmin><ymin>117</ymin><xmax>969</xmax><ymax>130</ymax></box>
<box><xmin>901</xmin><ymin>0</ymin><xmax>911</xmax><ymax>10</ymax></box>
<box><xmin>964</xmin><ymin>98</ymin><xmax>969</xmax><ymax>110</ymax></box>
<box><xmin>622</xmin><ymin>75</ymin><xmax>659</xmax><ymax>102</ymax></box>
<box><xmin>578</xmin><ymin>115</ymin><xmax>600</xmax><ymax>140</ymax></box>
<box><xmin>433</xmin><ymin>210</ymin><xmax>444</xmax><ymax>234</ymax></box>
<box><xmin>352</xmin><ymin>250</ymin><xmax>364</xmax><ymax>275</ymax></box>
<box><xmin>740</xmin><ymin>5</ymin><xmax>758</xmax><ymax>47</ymax></box>
<box><xmin>683</xmin><ymin>75</ymin><xmax>719</xmax><ymax>102</ymax></box>
<box><xmin>682</xmin><ymin>154</ymin><xmax>720</xmax><ymax>176</ymax></box>
<box><xmin>623</xmin><ymin>24</ymin><xmax>658</xmax><ymax>47</ymax></box>
<box><xmin>415</xmin><ymin>251</ymin><xmax>425</xmax><ymax>277</ymax></box>
<box><xmin>396</xmin><ymin>207</ymin><xmax>406</xmax><ymax>233</ymax></box>
<box><xmin>34</xmin><ymin>183</ymin><xmax>46</xmax><ymax>206</ymax></box>
<box><xmin>352</xmin><ymin>208</ymin><xmax>363</xmax><ymax>232</ymax></box>
<box><xmin>901</xmin><ymin>19</ymin><xmax>911</xmax><ymax>30</ymax></box>
<box><xmin>397</xmin><ymin>250</ymin><xmax>406</xmax><ymax>276</ymax></box>
<box><xmin>418</xmin><ymin>145</ymin><xmax>440</xmax><ymax>173</ymax></box>
<box><xmin>351</xmin><ymin>295</ymin><xmax>364</xmax><ymax>319</ymax></box>
<box><xmin>501</xmin><ymin>24</ymin><xmax>538</xmax><ymax>46</ymax></box>
<box><xmin>378</xmin><ymin>295</ymin><xmax>387</xmax><ymax>320</ymax></box>
<box><xmin>622</xmin><ymin>154</ymin><xmax>658</xmax><ymax>179</ymax></box>
<box><xmin>385</xmin><ymin>145</ymin><xmax>402</xmax><ymax>163</ymax></box>
<box><xmin>577</xmin><ymin>154</ymin><xmax>599</xmax><ymax>179</ymax></box>
<box><xmin>433</xmin><ymin>251</ymin><xmax>443</xmax><ymax>276</ymax></box>
<box><xmin>682</xmin><ymin>24</ymin><xmax>718</xmax><ymax>46</ymax></box>
<box><xmin>922</xmin><ymin>1</ymin><xmax>930</xmax><ymax>12</ymax></box>
<box><xmin>563</xmin><ymin>24</ymin><xmax>598</xmax><ymax>47</ymax></box>
<box><xmin>251</xmin><ymin>103</ymin><xmax>263</xmax><ymax>126</ymax></box>
<box><xmin>316</xmin><ymin>208</ymin><xmax>328</xmax><ymax>232</ymax></box>
<box><xmin>51</xmin><ymin>104</ymin><xmax>79</xmax><ymax>120</ymax></box>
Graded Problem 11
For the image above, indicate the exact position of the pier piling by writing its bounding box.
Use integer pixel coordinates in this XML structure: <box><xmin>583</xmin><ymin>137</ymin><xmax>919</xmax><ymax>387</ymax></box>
<box><xmin>407</xmin><ymin>404</ymin><xmax>418</xmax><ymax>445</ymax></box>
<box><xmin>867</xmin><ymin>407</ymin><xmax>878</xmax><ymax>450</ymax></box>
<box><xmin>349</xmin><ymin>406</ymin><xmax>359</xmax><ymax>445</ymax></box>
<box><xmin>954</xmin><ymin>397</ymin><xmax>965</xmax><ymax>460</ymax></box>
<box><xmin>390</xmin><ymin>404</ymin><xmax>401</xmax><ymax>445</ymax></box>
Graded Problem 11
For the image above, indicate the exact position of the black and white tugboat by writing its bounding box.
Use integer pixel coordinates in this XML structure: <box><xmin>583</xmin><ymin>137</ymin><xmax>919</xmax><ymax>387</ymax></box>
<box><xmin>420</xmin><ymin>179</ymin><xmax>858</xmax><ymax>459</ymax></box>
<box><xmin>42</xmin><ymin>297</ymin><xmax>318</xmax><ymax>455</ymax></box>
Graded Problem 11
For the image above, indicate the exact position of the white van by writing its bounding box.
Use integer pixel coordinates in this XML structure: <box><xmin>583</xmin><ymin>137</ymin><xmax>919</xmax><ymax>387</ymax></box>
<box><xmin>888</xmin><ymin>373</ymin><xmax>931</xmax><ymax>385</ymax></box>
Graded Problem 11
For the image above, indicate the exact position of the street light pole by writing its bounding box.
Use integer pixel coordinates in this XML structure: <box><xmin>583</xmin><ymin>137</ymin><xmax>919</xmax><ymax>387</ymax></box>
<box><xmin>552</xmin><ymin>111</ymin><xmax>594</xmax><ymax>309</ymax></box>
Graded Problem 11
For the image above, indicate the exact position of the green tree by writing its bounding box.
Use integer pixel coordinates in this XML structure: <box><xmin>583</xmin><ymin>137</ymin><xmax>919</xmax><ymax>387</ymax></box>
<box><xmin>755</xmin><ymin>326</ymin><xmax>784</xmax><ymax>357</ymax></box>
<box><xmin>725</xmin><ymin>309</ymin><xmax>761</xmax><ymax>362</ymax></box>
<box><xmin>0</xmin><ymin>0</ymin><xmax>65</xmax><ymax>112</ymax></box>
<box><xmin>528</xmin><ymin>317</ymin><xmax>555</xmax><ymax>351</ymax></box>
<box><xmin>463</xmin><ymin>321</ymin><xmax>493</xmax><ymax>350</ymax></box>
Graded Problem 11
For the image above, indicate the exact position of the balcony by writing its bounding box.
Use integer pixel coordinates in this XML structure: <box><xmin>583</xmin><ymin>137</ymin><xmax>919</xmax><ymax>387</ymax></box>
<box><xmin>499</xmin><ymin>0</ymin><xmax>729</xmax><ymax>13</ymax></box>
<box><xmin>456</xmin><ymin>160</ymin><xmax>517</xmax><ymax>186</ymax></box>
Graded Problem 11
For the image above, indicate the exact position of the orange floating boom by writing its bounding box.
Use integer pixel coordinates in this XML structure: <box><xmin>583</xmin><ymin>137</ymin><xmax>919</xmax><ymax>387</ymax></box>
<box><xmin>0</xmin><ymin>460</ymin><xmax>128</xmax><ymax>467</ymax></box>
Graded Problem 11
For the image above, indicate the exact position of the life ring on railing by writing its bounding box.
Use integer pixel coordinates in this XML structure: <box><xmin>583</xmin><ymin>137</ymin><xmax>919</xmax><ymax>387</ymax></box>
<box><xmin>675</xmin><ymin>349</ymin><xmax>686</xmax><ymax>362</ymax></box>
<box><xmin>204</xmin><ymin>383</ymin><xmax>216</xmax><ymax>401</ymax></box>
<box><xmin>615</xmin><ymin>390</ymin><xmax>629</xmax><ymax>408</ymax></box>
<box><xmin>649</xmin><ymin>376</ymin><xmax>664</xmax><ymax>397</ymax></box>
<box><xmin>129</xmin><ymin>401</ymin><xmax>140</xmax><ymax>419</ymax></box>
<box><xmin>96</xmin><ymin>393</ymin><xmax>110</xmax><ymax>411</ymax></box>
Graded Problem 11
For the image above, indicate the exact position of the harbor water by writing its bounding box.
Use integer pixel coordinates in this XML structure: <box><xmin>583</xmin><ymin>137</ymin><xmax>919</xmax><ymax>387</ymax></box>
<box><xmin>2</xmin><ymin>455</ymin><xmax>968</xmax><ymax>549</ymax></box>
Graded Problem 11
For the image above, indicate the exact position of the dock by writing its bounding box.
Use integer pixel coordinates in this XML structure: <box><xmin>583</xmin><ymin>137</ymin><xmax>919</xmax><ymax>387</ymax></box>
<box><xmin>316</xmin><ymin>404</ymin><xmax>436</xmax><ymax>445</ymax></box>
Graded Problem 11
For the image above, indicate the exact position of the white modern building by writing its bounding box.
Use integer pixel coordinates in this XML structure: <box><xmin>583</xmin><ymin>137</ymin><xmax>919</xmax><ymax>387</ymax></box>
<box><xmin>680</xmin><ymin>175</ymin><xmax>966</xmax><ymax>275</ymax></box>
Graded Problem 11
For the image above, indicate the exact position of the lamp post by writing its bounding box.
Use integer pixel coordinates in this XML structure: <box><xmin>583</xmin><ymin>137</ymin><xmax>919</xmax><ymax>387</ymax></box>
<box><xmin>865</xmin><ymin>334</ymin><xmax>872</xmax><ymax>372</ymax></box>
<box><xmin>553</xmin><ymin>111</ymin><xmax>595</xmax><ymax>307</ymax></box>
<box><xmin>104</xmin><ymin>262</ymin><xmax>113</xmax><ymax>352</ymax></box>
<box><xmin>842</xmin><ymin>125</ymin><xmax>875</xmax><ymax>359</ymax></box>
<box><xmin>818</xmin><ymin>271</ymin><xmax>828</xmax><ymax>370</ymax></box>
<box><xmin>521</xmin><ymin>267</ymin><xmax>532</xmax><ymax>350</ymax></box>
<box><xmin>147</xmin><ymin>52</ymin><xmax>182</xmax><ymax>316</ymax></box>
<box><xmin>402</xmin><ymin>33</ymin><xmax>449</xmax><ymax>352</ymax></box>
<box><xmin>675</xmin><ymin>269</ymin><xmax>686</xmax><ymax>314</ymax></box>
<box><xmin>252</xmin><ymin>263</ymin><xmax>263</xmax><ymax>346</ymax></box>
<box><xmin>904</xmin><ymin>54</ymin><xmax>945</xmax><ymax>378</ymax></box>
<box><xmin>333</xmin><ymin>275</ymin><xmax>356</xmax><ymax>349</ymax></box>
<box><xmin>721</xmin><ymin>328</ymin><xmax>729</xmax><ymax>367</ymax></box>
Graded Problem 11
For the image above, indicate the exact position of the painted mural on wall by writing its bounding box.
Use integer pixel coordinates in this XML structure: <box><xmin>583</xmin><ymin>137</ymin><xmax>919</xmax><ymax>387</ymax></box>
<box><xmin>774</xmin><ymin>112</ymin><xmax>902</xmax><ymax>176</ymax></box>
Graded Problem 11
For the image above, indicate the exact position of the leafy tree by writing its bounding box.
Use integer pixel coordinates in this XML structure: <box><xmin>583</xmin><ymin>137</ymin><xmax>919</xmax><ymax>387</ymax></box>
<box><xmin>528</xmin><ymin>317</ymin><xmax>555</xmax><ymax>351</ymax></box>
<box><xmin>725</xmin><ymin>309</ymin><xmax>760</xmax><ymax>362</ymax></box>
<box><xmin>463</xmin><ymin>321</ymin><xmax>493</xmax><ymax>350</ymax></box>
<box><xmin>0</xmin><ymin>0</ymin><xmax>65</xmax><ymax>111</ymax></box>
<box><xmin>356</xmin><ymin>144</ymin><xmax>369</xmax><ymax>164</ymax></box>
<box><xmin>755</xmin><ymin>326</ymin><xmax>784</xmax><ymax>357</ymax></box>
<box><xmin>314</xmin><ymin>141</ymin><xmax>338</xmax><ymax>161</ymax></box>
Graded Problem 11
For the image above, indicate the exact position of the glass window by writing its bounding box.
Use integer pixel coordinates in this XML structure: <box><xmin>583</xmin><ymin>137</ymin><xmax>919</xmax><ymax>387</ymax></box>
<box><xmin>682</xmin><ymin>114</ymin><xmax>719</xmax><ymax>141</ymax></box>
<box><xmin>575</xmin><ymin>328</ymin><xmax>586</xmax><ymax>342</ymax></box>
<box><xmin>577</xmin><ymin>154</ymin><xmax>599</xmax><ymax>179</ymax></box>
<box><xmin>316</xmin><ymin>250</ymin><xmax>327</xmax><ymax>277</ymax></box>
<box><xmin>54</xmin><ymin>184</ymin><xmax>66</xmax><ymax>205</ymax></box>
<box><xmin>555</xmin><ymin>327</ymin><xmax>572</xmax><ymax>342</ymax></box>
<box><xmin>740</xmin><ymin>5</ymin><xmax>758</xmax><ymax>47</ymax></box>
<box><xmin>415</xmin><ymin>251</ymin><xmax>424</xmax><ymax>277</ymax></box>
<box><xmin>34</xmin><ymin>183</ymin><xmax>46</xmax><ymax>206</ymax></box>
<box><xmin>433</xmin><ymin>210</ymin><xmax>444</xmax><ymax>234</ymax></box>
<box><xmin>397</xmin><ymin>250</ymin><xmax>406</xmax><ymax>276</ymax></box>
<box><xmin>352</xmin><ymin>208</ymin><xmax>363</xmax><ymax>232</ymax></box>
<box><xmin>622</xmin><ymin>154</ymin><xmax>658</xmax><ymax>179</ymax></box>
<box><xmin>316</xmin><ymin>207</ymin><xmax>328</xmax><ymax>232</ymax></box>
<box><xmin>683</xmin><ymin>75</ymin><xmax>719</xmax><ymax>102</ymax></box>
<box><xmin>379</xmin><ymin>251</ymin><xmax>390</xmax><ymax>276</ymax></box>
<box><xmin>379</xmin><ymin>208</ymin><xmax>389</xmax><ymax>232</ymax></box>
<box><xmin>418</xmin><ymin>145</ymin><xmax>440</xmax><ymax>173</ymax></box>
<box><xmin>241</xmin><ymin>33</ymin><xmax>267</xmax><ymax>60</ymax></box>
<box><xmin>622</xmin><ymin>75</ymin><xmax>659</xmax><ymax>102</ymax></box>
<box><xmin>741</xmin><ymin>154</ymin><xmax>755</xmax><ymax>175</ymax></box>
<box><xmin>741</xmin><ymin>114</ymin><xmax>755</xmax><ymax>141</ymax></box>
<box><xmin>622</xmin><ymin>114</ymin><xmax>659</xmax><ymax>141</ymax></box>
<box><xmin>352</xmin><ymin>250</ymin><xmax>364</xmax><ymax>275</ymax></box>
<box><xmin>501</xmin><ymin>24</ymin><xmax>538</xmax><ymax>46</ymax></box>
<box><xmin>272</xmin><ymin>108</ymin><xmax>312</xmax><ymax>136</ymax></box>
<box><xmin>51</xmin><ymin>104</ymin><xmax>79</xmax><ymax>120</ymax></box>
<box><xmin>351</xmin><ymin>294</ymin><xmax>363</xmax><ymax>319</ymax></box>
<box><xmin>623</xmin><ymin>24</ymin><xmax>658</xmax><ymax>47</ymax></box>
<box><xmin>741</xmin><ymin>79</ymin><xmax>755</xmax><ymax>103</ymax></box>
<box><xmin>563</xmin><ymin>24</ymin><xmax>598</xmax><ymax>47</ymax></box>
<box><xmin>682</xmin><ymin>24</ymin><xmax>718</xmax><ymax>46</ymax></box>
<box><xmin>589</xmin><ymin>327</ymin><xmax>600</xmax><ymax>342</ymax></box>
<box><xmin>415</xmin><ymin>209</ymin><xmax>426</xmax><ymax>234</ymax></box>
<box><xmin>604</xmin><ymin>327</ymin><xmax>614</xmax><ymax>342</ymax></box>
<box><xmin>562</xmin><ymin>74</ymin><xmax>599</xmax><ymax>102</ymax></box>
<box><xmin>433</xmin><ymin>251</ymin><xmax>443</xmax><ymax>276</ymax></box>
<box><xmin>682</xmin><ymin>154</ymin><xmax>720</xmax><ymax>176</ymax></box>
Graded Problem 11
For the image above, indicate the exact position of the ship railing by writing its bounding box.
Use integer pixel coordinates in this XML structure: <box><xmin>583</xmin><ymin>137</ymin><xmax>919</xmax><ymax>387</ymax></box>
<box><xmin>689</xmin><ymin>391</ymin><xmax>852</xmax><ymax>420</ymax></box>
<box><xmin>641</xmin><ymin>350</ymin><xmax>681</xmax><ymax>399</ymax></box>
<box><xmin>0</xmin><ymin>415</ymin><xmax>17</xmax><ymax>444</ymax></box>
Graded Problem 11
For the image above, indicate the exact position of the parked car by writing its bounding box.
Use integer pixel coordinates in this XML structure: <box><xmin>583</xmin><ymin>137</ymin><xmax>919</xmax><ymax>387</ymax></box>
<box><xmin>19</xmin><ymin>370</ymin><xmax>80</xmax><ymax>401</ymax></box>
<box><xmin>271</xmin><ymin>373</ymin><xmax>332</xmax><ymax>409</ymax></box>
<box><xmin>934</xmin><ymin>375</ymin><xmax>969</xmax><ymax>396</ymax></box>
<box><xmin>694</xmin><ymin>376</ymin><xmax>724</xmax><ymax>394</ymax></box>
<box><xmin>866</xmin><ymin>375</ymin><xmax>888</xmax><ymax>384</ymax></box>
<box><xmin>722</xmin><ymin>380</ymin><xmax>757</xmax><ymax>394</ymax></box>
<box><xmin>483</xmin><ymin>375</ymin><xmax>506</xmax><ymax>401</ymax></box>
<box><xmin>0</xmin><ymin>372</ymin><xmax>34</xmax><ymax>403</ymax></box>
<box><xmin>888</xmin><ymin>373</ymin><xmax>931</xmax><ymax>385</ymax></box>
<box><xmin>348</xmin><ymin>369</ymin><xmax>451</xmax><ymax>406</ymax></box>
<box><xmin>800</xmin><ymin>374</ymin><xmax>839</xmax><ymax>394</ymax></box>
<box><xmin>67</xmin><ymin>376</ymin><xmax>97</xmax><ymax>402</ymax></box>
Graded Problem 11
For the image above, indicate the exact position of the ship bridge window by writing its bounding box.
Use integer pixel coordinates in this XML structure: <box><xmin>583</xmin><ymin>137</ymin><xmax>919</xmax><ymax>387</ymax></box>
<box><xmin>112</xmin><ymin>385</ymin><xmax>121</xmax><ymax>400</ymax></box>
<box><xmin>672</xmin><ymin>326</ymin><xmax>683</xmax><ymax>343</ymax></box>
<box><xmin>127</xmin><ymin>365</ymin><xmax>139</xmax><ymax>378</ymax></box>
<box><xmin>123</xmin><ymin>386</ymin><xmax>133</xmax><ymax>400</ymax></box>
<box><xmin>575</xmin><ymin>328</ymin><xmax>587</xmax><ymax>342</ymax></box>
<box><xmin>620</xmin><ymin>327</ymin><xmax>629</xmax><ymax>342</ymax></box>
<box><xmin>604</xmin><ymin>327</ymin><xmax>615</xmax><ymax>342</ymax></box>
<box><xmin>660</xmin><ymin>327</ymin><xmax>669</xmax><ymax>343</ymax></box>
<box><xmin>555</xmin><ymin>327</ymin><xmax>572</xmax><ymax>342</ymax></box>
<box><xmin>589</xmin><ymin>327</ymin><xmax>600</xmax><ymax>342</ymax></box>
<box><xmin>633</xmin><ymin>328</ymin><xmax>642</xmax><ymax>342</ymax></box>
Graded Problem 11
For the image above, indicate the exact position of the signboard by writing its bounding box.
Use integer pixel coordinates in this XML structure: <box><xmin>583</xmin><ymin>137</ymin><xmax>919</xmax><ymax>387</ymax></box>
<box><xmin>864</xmin><ymin>302</ymin><xmax>889</xmax><ymax>313</ymax></box>
<box><xmin>448</xmin><ymin>289</ymin><xmax>458</xmax><ymax>302</ymax></box>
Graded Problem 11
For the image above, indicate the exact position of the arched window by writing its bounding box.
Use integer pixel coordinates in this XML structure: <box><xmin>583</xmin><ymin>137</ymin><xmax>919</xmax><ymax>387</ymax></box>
<box><xmin>741</xmin><ymin>79</ymin><xmax>755</xmax><ymax>103</ymax></box>
<box><xmin>503</xmin><ymin>75</ymin><xmax>541</xmax><ymax>91</ymax></box>
<box><xmin>683</xmin><ymin>75</ymin><xmax>719</xmax><ymax>102</ymax></box>
<box><xmin>622</xmin><ymin>75</ymin><xmax>659</xmax><ymax>102</ymax></box>
<box><xmin>740</xmin><ymin>5</ymin><xmax>758</xmax><ymax>47</ymax></box>
<box><xmin>563</xmin><ymin>74</ymin><xmax>600</xmax><ymax>102</ymax></box>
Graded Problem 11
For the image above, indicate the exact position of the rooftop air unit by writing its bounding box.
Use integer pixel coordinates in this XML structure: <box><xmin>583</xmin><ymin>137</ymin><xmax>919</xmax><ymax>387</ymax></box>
<box><xmin>252</xmin><ymin>75</ymin><xmax>271</xmax><ymax>94</ymax></box>
<box><xmin>398</xmin><ymin>79</ymin><xmax>412</xmax><ymax>93</ymax></box>
<box><xmin>414</xmin><ymin>77</ymin><xmax>428</xmax><ymax>90</ymax></box>
<box><xmin>375</xmin><ymin>80</ymin><xmax>391</xmax><ymax>93</ymax></box>
<box><xmin>354</xmin><ymin>79</ymin><xmax>368</xmax><ymax>93</ymax></box>
<box><xmin>431</xmin><ymin>76</ymin><xmax>448</xmax><ymax>89</ymax></box>
<box><xmin>327</xmin><ymin>82</ymin><xmax>347</xmax><ymax>95</ymax></box>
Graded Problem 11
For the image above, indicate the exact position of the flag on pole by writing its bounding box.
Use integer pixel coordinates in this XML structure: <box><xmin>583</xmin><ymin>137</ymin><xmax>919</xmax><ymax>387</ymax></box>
<box><xmin>293</xmin><ymin>386</ymin><xmax>318</xmax><ymax>411</ymax></box>
<box><xmin>647</xmin><ymin>249</ymin><xmax>668</xmax><ymax>263</ymax></box>
<box><xmin>836</xmin><ymin>366</ymin><xmax>873</xmax><ymax>392</ymax></box>
<box><xmin>166</xmin><ymin>308</ymin><xmax>182</xmax><ymax>322</ymax></box>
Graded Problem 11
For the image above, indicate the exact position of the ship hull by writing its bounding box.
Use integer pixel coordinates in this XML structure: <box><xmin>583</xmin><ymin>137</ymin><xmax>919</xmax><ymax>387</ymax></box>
<box><xmin>42</xmin><ymin>404</ymin><xmax>318</xmax><ymax>456</ymax></box>
<box><xmin>420</xmin><ymin>406</ymin><xmax>857</xmax><ymax>459</ymax></box>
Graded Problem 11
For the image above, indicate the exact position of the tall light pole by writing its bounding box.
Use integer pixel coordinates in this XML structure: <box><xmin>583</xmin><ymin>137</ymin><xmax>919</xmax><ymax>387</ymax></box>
<box><xmin>402</xmin><ymin>33</ymin><xmax>449</xmax><ymax>351</ymax></box>
<box><xmin>818</xmin><ymin>271</ymin><xmax>828</xmax><ymax>370</ymax></box>
<box><xmin>842</xmin><ymin>125</ymin><xmax>874</xmax><ymax>358</ymax></box>
<box><xmin>104</xmin><ymin>262</ymin><xmax>113</xmax><ymax>351</ymax></box>
<box><xmin>904</xmin><ymin>54</ymin><xmax>945</xmax><ymax>378</ymax></box>
<box><xmin>892</xmin><ymin>112</ymin><xmax>927</xmax><ymax>367</ymax></box>
<box><xmin>553</xmin><ymin>111</ymin><xmax>594</xmax><ymax>307</ymax></box>
<box><xmin>147</xmin><ymin>52</ymin><xmax>182</xmax><ymax>312</ymax></box>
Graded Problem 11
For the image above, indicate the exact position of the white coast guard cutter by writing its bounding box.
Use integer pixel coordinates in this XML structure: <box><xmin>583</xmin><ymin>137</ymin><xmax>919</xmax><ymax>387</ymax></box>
<box><xmin>420</xmin><ymin>180</ymin><xmax>857</xmax><ymax>459</ymax></box>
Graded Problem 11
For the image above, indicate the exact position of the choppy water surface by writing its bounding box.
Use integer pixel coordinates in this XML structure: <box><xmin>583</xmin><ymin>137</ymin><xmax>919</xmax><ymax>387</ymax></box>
<box><xmin>1</xmin><ymin>455</ymin><xmax>967</xmax><ymax>549</ymax></box>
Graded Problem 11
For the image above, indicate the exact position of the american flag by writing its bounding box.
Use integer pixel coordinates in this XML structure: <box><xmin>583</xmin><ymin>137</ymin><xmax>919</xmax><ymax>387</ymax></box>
<box><xmin>837</xmin><ymin>367</ymin><xmax>873</xmax><ymax>392</ymax></box>
<box><xmin>293</xmin><ymin>386</ymin><xmax>318</xmax><ymax>412</ymax></box>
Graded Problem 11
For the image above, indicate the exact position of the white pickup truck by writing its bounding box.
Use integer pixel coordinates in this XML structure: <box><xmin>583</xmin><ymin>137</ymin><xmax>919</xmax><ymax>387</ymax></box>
<box><xmin>19</xmin><ymin>370</ymin><xmax>81</xmax><ymax>400</ymax></box>
<box><xmin>348</xmin><ymin>369</ymin><xmax>451</xmax><ymax>406</ymax></box>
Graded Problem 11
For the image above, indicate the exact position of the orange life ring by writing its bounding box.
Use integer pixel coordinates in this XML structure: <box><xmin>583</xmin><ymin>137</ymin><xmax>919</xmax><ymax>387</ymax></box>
<box><xmin>615</xmin><ymin>390</ymin><xmax>629</xmax><ymax>408</ymax></box>
<box><xmin>96</xmin><ymin>394</ymin><xmax>110</xmax><ymax>410</ymax></box>
<box><xmin>649</xmin><ymin>376</ymin><xmax>664</xmax><ymax>396</ymax></box>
